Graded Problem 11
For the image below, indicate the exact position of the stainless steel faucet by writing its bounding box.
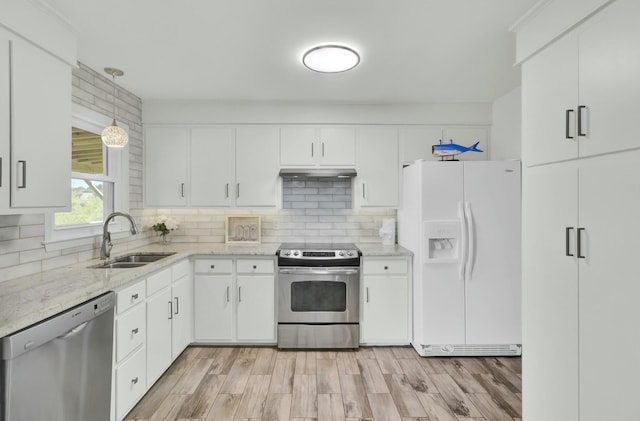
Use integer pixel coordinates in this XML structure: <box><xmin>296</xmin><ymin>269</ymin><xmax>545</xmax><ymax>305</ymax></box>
<box><xmin>101</xmin><ymin>212</ymin><xmax>139</xmax><ymax>260</ymax></box>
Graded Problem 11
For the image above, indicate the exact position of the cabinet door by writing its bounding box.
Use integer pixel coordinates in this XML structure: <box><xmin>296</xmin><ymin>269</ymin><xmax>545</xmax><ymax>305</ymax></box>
<box><xmin>356</xmin><ymin>126</ymin><xmax>399</xmax><ymax>207</ymax></box>
<box><xmin>318</xmin><ymin>126</ymin><xmax>355</xmax><ymax>166</ymax></box>
<box><xmin>235</xmin><ymin>126</ymin><xmax>279</xmax><ymax>207</ymax></box>
<box><xmin>171</xmin><ymin>275</ymin><xmax>192</xmax><ymax>357</ymax></box>
<box><xmin>280</xmin><ymin>126</ymin><xmax>316</xmax><ymax>166</ymax></box>
<box><xmin>361</xmin><ymin>275</ymin><xmax>409</xmax><ymax>344</ymax></box>
<box><xmin>145</xmin><ymin>127</ymin><xmax>188</xmax><ymax>206</ymax></box>
<box><xmin>193</xmin><ymin>275</ymin><xmax>233</xmax><ymax>341</ymax></box>
<box><xmin>190</xmin><ymin>127</ymin><xmax>235</xmax><ymax>207</ymax></box>
<box><xmin>522</xmin><ymin>163</ymin><xmax>579</xmax><ymax>421</ymax></box>
<box><xmin>145</xmin><ymin>287</ymin><xmax>172</xmax><ymax>386</ymax></box>
<box><xmin>578</xmin><ymin>0</ymin><xmax>640</xmax><ymax>158</ymax></box>
<box><xmin>521</xmin><ymin>33</ymin><xmax>579</xmax><ymax>166</ymax></box>
<box><xmin>443</xmin><ymin>128</ymin><xmax>488</xmax><ymax>161</ymax></box>
<box><xmin>236</xmin><ymin>275</ymin><xmax>275</xmax><ymax>341</ymax></box>
<box><xmin>399</xmin><ymin>126</ymin><xmax>443</xmax><ymax>164</ymax></box>
<box><xmin>0</xmin><ymin>30</ymin><xmax>9</xmax><ymax>207</ymax></box>
<box><xmin>578</xmin><ymin>152</ymin><xmax>640</xmax><ymax>420</ymax></box>
<box><xmin>10</xmin><ymin>36</ymin><xmax>71</xmax><ymax>209</ymax></box>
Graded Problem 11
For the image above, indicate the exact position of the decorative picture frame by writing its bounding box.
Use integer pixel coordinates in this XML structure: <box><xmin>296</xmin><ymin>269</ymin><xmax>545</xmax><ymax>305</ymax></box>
<box><xmin>225</xmin><ymin>216</ymin><xmax>261</xmax><ymax>244</ymax></box>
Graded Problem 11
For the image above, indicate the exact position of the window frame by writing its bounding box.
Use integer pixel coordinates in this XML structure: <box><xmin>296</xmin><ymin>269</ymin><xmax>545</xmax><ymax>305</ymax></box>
<box><xmin>44</xmin><ymin>103</ymin><xmax>130</xmax><ymax>250</ymax></box>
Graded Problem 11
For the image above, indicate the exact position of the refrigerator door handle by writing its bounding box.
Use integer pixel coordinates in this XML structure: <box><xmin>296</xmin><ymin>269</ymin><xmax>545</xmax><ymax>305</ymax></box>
<box><xmin>458</xmin><ymin>202</ymin><xmax>468</xmax><ymax>281</ymax></box>
<box><xmin>464</xmin><ymin>202</ymin><xmax>475</xmax><ymax>281</ymax></box>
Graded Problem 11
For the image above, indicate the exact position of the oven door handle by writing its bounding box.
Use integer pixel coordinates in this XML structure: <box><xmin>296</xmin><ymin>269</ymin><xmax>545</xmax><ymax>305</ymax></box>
<box><xmin>278</xmin><ymin>268</ymin><xmax>360</xmax><ymax>275</ymax></box>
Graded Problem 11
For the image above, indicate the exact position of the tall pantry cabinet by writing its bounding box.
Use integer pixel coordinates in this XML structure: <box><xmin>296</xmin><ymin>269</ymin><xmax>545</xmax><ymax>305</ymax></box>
<box><xmin>518</xmin><ymin>0</ymin><xmax>640</xmax><ymax>420</ymax></box>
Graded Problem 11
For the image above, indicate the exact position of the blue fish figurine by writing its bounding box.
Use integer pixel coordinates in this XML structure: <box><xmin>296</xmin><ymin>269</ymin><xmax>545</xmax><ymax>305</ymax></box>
<box><xmin>432</xmin><ymin>141</ymin><xmax>483</xmax><ymax>157</ymax></box>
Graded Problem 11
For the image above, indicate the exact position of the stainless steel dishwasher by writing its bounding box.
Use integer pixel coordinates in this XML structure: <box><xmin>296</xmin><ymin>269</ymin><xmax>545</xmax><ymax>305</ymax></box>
<box><xmin>1</xmin><ymin>291</ymin><xmax>115</xmax><ymax>421</ymax></box>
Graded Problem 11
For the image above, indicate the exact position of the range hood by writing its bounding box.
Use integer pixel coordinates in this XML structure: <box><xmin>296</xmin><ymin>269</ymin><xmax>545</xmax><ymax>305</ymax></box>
<box><xmin>279</xmin><ymin>168</ymin><xmax>357</xmax><ymax>178</ymax></box>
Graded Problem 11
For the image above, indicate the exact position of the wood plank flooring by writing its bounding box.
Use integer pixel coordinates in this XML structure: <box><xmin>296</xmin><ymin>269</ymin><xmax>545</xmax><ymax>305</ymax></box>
<box><xmin>125</xmin><ymin>346</ymin><xmax>522</xmax><ymax>421</ymax></box>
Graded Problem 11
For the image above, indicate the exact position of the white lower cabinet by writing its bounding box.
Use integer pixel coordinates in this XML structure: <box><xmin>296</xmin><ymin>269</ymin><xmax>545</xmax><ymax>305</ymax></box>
<box><xmin>115</xmin><ymin>347</ymin><xmax>146</xmax><ymax>421</ymax></box>
<box><xmin>111</xmin><ymin>259</ymin><xmax>191</xmax><ymax>421</ymax></box>
<box><xmin>360</xmin><ymin>257</ymin><xmax>412</xmax><ymax>345</ymax></box>
<box><xmin>146</xmin><ymin>260</ymin><xmax>192</xmax><ymax>387</ymax></box>
<box><xmin>194</xmin><ymin>257</ymin><xmax>275</xmax><ymax>343</ymax></box>
<box><xmin>112</xmin><ymin>279</ymin><xmax>147</xmax><ymax>421</ymax></box>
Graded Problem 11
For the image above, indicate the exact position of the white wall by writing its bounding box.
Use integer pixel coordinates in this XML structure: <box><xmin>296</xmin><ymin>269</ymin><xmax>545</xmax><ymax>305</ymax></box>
<box><xmin>490</xmin><ymin>87</ymin><xmax>522</xmax><ymax>160</ymax></box>
<box><xmin>143</xmin><ymin>101</ymin><xmax>492</xmax><ymax>126</ymax></box>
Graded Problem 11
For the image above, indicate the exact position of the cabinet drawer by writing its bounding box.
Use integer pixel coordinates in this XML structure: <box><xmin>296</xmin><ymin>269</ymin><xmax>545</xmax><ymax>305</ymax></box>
<box><xmin>116</xmin><ymin>280</ymin><xmax>145</xmax><ymax>314</ymax></box>
<box><xmin>363</xmin><ymin>259</ymin><xmax>408</xmax><ymax>275</ymax></box>
<box><xmin>237</xmin><ymin>259</ymin><xmax>274</xmax><ymax>274</ymax></box>
<box><xmin>116</xmin><ymin>304</ymin><xmax>145</xmax><ymax>362</ymax></box>
<box><xmin>116</xmin><ymin>346</ymin><xmax>146</xmax><ymax>421</ymax></box>
<box><xmin>172</xmin><ymin>259</ymin><xmax>190</xmax><ymax>280</ymax></box>
<box><xmin>146</xmin><ymin>267</ymin><xmax>171</xmax><ymax>296</ymax></box>
<box><xmin>194</xmin><ymin>259</ymin><xmax>233</xmax><ymax>274</ymax></box>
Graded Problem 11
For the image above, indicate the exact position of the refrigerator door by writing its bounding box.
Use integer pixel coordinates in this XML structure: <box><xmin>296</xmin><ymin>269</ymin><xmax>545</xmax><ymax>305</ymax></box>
<box><xmin>420</xmin><ymin>161</ymin><xmax>466</xmax><ymax>345</ymax></box>
<box><xmin>463</xmin><ymin>161</ymin><xmax>521</xmax><ymax>344</ymax></box>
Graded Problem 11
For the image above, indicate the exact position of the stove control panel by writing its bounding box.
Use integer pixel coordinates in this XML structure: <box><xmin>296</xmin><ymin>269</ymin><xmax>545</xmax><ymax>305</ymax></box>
<box><xmin>278</xmin><ymin>248</ymin><xmax>360</xmax><ymax>259</ymax></box>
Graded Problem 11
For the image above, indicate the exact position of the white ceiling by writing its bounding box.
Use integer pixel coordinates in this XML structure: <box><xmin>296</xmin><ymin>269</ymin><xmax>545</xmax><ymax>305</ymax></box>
<box><xmin>45</xmin><ymin>0</ymin><xmax>537</xmax><ymax>104</ymax></box>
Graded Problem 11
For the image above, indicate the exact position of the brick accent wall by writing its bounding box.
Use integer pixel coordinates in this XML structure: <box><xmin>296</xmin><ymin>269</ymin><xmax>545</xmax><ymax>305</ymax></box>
<box><xmin>0</xmin><ymin>63</ymin><xmax>148</xmax><ymax>282</ymax></box>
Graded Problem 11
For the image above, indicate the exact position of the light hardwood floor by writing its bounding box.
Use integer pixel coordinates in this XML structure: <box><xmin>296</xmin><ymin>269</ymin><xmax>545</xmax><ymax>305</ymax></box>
<box><xmin>125</xmin><ymin>346</ymin><xmax>522</xmax><ymax>421</ymax></box>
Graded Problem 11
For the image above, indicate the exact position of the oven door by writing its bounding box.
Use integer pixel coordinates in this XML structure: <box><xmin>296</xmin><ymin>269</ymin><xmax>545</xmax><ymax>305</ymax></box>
<box><xmin>277</xmin><ymin>267</ymin><xmax>360</xmax><ymax>324</ymax></box>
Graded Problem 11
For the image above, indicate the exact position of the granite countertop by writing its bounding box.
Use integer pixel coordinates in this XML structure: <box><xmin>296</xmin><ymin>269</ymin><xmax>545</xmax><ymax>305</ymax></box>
<box><xmin>0</xmin><ymin>242</ymin><xmax>411</xmax><ymax>338</ymax></box>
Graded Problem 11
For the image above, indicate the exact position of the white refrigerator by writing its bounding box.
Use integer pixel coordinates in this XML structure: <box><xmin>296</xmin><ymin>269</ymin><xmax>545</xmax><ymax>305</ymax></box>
<box><xmin>398</xmin><ymin>160</ymin><xmax>522</xmax><ymax>357</ymax></box>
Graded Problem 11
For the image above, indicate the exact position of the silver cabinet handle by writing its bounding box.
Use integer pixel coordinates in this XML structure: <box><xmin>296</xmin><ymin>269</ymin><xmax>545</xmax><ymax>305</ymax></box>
<box><xmin>131</xmin><ymin>293</ymin><xmax>139</xmax><ymax>301</ymax></box>
<box><xmin>17</xmin><ymin>160</ymin><xmax>26</xmax><ymax>188</ymax></box>
<box><xmin>322</xmin><ymin>142</ymin><xmax>325</xmax><ymax>157</ymax></box>
<box><xmin>362</xmin><ymin>183</ymin><xmax>366</xmax><ymax>199</ymax></box>
<box><xmin>132</xmin><ymin>327</ymin><xmax>139</xmax><ymax>335</ymax></box>
<box><xmin>131</xmin><ymin>377</ymin><xmax>139</xmax><ymax>385</ymax></box>
<box><xmin>226</xmin><ymin>286</ymin><xmax>230</xmax><ymax>302</ymax></box>
<box><xmin>366</xmin><ymin>287</ymin><xmax>370</xmax><ymax>303</ymax></box>
<box><xmin>236</xmin><ymin>183</ymin><xmax>240</xmax><ymax>198</ymax></box>
<box><xmin>311</xmin><ymin>143</ymin><xmax>314</xmax><ymax>157</ymax></box>
<box><xmin>168</xmin><ymin>301</ymin><xmax>173</xmax><ymax>319</ymax></box>
<box><xmin>174</xmin><ymin>297</ymin><xmax>179</xmax><ymax>315</ymax></box>
<box><xmin>225</xmin><ymin>183</ymin><xmax>229</xmax><ymax>198</ymax></box>
<box><xmin>238</xmin><ymin>286</ymin><xmax>242</xmax><ymax>303</ymax></box>
<box><xmin>180</xmin><ymin>183</ymin><xmax>185</xmax><ymax>197</ymax></box>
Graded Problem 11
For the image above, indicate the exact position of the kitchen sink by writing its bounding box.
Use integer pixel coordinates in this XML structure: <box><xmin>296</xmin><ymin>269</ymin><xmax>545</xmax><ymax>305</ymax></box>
<box><xmin>89</xmin><ymin>252</ymin><xmax>176</xmax><ymax>269</ymax></box>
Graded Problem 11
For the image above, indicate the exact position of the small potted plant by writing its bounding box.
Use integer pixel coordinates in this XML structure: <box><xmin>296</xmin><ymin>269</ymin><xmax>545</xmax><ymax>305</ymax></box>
<box><xmin>151</xmin><ymin>215</ymin><xmax>178</xmax><ymax>244</ymax></box>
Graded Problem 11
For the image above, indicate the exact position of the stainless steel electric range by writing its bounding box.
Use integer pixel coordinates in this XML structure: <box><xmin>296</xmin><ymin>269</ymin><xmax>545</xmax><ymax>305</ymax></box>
<box><xmin>276</xmin><ymin>243</ymin><xmax>361</xmax><ymax>349</ymax></box>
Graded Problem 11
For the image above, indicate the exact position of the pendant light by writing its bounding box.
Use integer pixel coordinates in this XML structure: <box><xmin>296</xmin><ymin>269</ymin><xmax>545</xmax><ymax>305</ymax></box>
<box><xmin>101</xmin><ymin>67</ymin><xmax>129</xmax><ymax>148</ymax></box>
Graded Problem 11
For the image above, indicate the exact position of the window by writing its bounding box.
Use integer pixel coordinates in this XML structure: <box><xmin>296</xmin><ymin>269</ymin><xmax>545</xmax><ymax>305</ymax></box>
<box><xmin>44</xmin><ymin>104</ymin><xmax>129</xmax><ymax>249</ymax></box>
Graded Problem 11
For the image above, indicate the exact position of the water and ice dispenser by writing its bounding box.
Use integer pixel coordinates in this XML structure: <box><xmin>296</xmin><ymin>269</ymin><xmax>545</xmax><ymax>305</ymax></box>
<box><xmin>423</xmin><ymin>220</ymin><xmax>460</xmax><ymax>262</ymax></box>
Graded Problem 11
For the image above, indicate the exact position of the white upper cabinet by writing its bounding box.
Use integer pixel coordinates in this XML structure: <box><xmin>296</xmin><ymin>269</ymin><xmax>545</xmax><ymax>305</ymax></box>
<box><xmin>145</xmin><ymin>126</ymin><xmax>279</xmax><ymax>208</ymax></box>
<box><xmin>235</xmin><ymin>126</ymin><xmax>279</xmax><ymax>207</ymax></box>
<box><xmin>356</xmin><ymin>126</ymin><xmax>399</xmax><ymax>207</ymax></box>
<box><xmin>0</xmin><ymin>28</ymin><xmax>71</xmax><ymax>213</ymax></box>
<box><xmin>190</xmin><ymin>127</ymin><xmax>235</xmax><ymax>207</ymax></box>
<box><xmin>522</xmin><ymin>0</ymin><xmax>640</xmax><ymax>167</ymax></box>
<box><xmin>144</xmin><ymin>127</ymin><xmax>188</xmax><ymax>207</ymax></box>
<box><xmin>280</xmin><ymin>126</ymin><xmax>355</xmax><ymax>167</ymax></box>
<box><xmin>522</xmin><ymin>33</ymin><xmax>579</xmax><ymax>166</ymax></box>
<box><xmin>399</xmin><ymin>126</ymin><xmax>443</xmax><ymax>165</ymax></box>
<box><xmin>577</xmin><ymin>0</ymin><xmax>640</xmax><ymax>158</ymax></box>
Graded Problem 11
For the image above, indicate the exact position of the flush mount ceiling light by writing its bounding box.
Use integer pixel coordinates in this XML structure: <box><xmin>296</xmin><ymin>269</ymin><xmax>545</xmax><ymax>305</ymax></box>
<box><xmin>101</xmin><ymin>67</ymin><xmax>129</xmax><ymax>148</ymax></box>
<box><xmin>302</xmin><ymin>45</ymin><xmax>360</xmax><ymax>73</ymax></box>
